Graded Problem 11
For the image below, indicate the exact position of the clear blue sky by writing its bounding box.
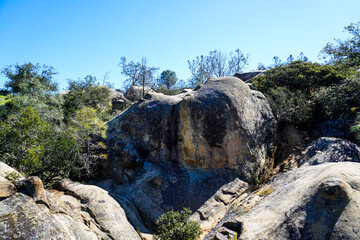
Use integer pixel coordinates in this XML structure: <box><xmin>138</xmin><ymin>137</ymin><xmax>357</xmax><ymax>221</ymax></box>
<box><xmin>0</xmin><ymin>0</ymin><xmax>359</xmax><ymax>91</ymax></box>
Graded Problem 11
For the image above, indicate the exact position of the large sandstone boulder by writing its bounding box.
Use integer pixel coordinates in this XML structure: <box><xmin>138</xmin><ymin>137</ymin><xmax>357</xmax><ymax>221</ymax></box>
<box><xmin>106</xmin><ymin>76</ymin><xmax>276</xmax><ymax>183</ymax></box>
<box><xmin>104</xmin><ymin>76</ymin><xmax>276</xmax><ymax>231</ymax></box>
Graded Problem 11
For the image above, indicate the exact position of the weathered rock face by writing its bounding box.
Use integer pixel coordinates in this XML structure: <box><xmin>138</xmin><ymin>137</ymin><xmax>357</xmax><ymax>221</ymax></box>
<box><xmin>207</xmin><ymin>162</ymin><xmax>360</xmax><ymax>240</ymax></box>
<box><xmin>206</xmin><ymin>137</ymin><xmax>360</xmax><ymax>240</ymax></box>
<box><xmin>190</xmin><ymin>178</ymin><xmax>249</xmax><ymax>239</ymax></box>
<box><xmin>104</xmin><ymin>76</ymin><xmax>276</xmax><ymax>232</ymax></box>
<box><xmin>298</xmin><ymin>137</ymin><xmax>360</xmax><ymax>167</ymax></box>
<box><xmin>56</xmin><ymin>179</ymin><xmax>140</xmax><ymax>240</ymax></box>
<box><xmin>124</xmin><ymin>85</ymin><xmax>155</xmax><ymax>102</ymax></box>
<box><xmin>107</xmin><ymin>76</ymin><xmax>276</xmax><ymax>183</ymax></box>
<box><xmin>0</xmin><ymin>162</ymin><xmax>140</xmax><ymax>240</ymax></box>
<box><xmin>0</xmin><ymin>193</ymin><xmax>99</xmax><ymax>240</ymax></box>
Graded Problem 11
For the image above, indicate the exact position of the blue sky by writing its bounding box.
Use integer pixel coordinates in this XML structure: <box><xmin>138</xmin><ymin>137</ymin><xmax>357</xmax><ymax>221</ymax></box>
<box><xmin>0</xmin><ymin>0</ymin><xmax>359</xmax><ymax>91</ymax></box>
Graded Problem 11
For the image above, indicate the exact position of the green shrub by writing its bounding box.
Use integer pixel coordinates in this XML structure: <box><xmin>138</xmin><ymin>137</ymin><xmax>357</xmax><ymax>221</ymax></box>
<box><xmin>313</xmin><ymin>76</ymin><xmax>360</xmax><ymax>119</ymax></box>
<box><xmin>251</xmin><ymin>60</ymin><xmax>349</xmax><ymax>128</ymax></box>
<box><xmin>154</xmin><ymin>208</ymin><xmax>202</xmax><ymax>240</ymax></box>
<box><xmin>0</xmin><ymin>106</ymin><xmax>106</xmax><ymax>182</ymax></box>
<box><xmin>252</xmin><ymin>60</ymin><xmax>345</xmax><ymax>94</ymax></box>
<box><xmin>155</xmin><ymin>86</ymin><xmax>182</xmax><ymax>95</ymax></box>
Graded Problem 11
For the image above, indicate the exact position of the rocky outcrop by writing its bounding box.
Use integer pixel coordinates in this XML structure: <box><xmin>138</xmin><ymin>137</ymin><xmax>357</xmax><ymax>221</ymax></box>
<box><xmin>0</xmin><ymin>192</ymin><xmax>101</xmax><ymax>240</ymax></box>
<box><xmin>0</xmin><ymin>162</ymin><xmax>140</xmax><ymax>240</ymax></box>
<box><xmin>207</xmin><ymin>162</ymin><xmax>360</xmax><ymax>240</ymax></box>
<box><xmin>191</xmin><ymin>178</ymin><xmax>249</xmax><ymax>238</ymax></box>
<box><xmin>104</xmin><ymin>76</ymin><xmax>276</xmax><ymax>231</ymax></box>
<box><xmin>109</xmin><ymin>87</ymin><xmax>131</xmax><ymax>111</ymax></box>
<box><xmin>206</xmin><ymin>137</ymin><xmax>360</xmax><ymax>240</ymax></box>
<box><xmin>124</xmin><ymin>85</ymin><xmax>155</xmax><ymax>102</ymax></box>
<box><xmin>298</xmin><ymin>137</ymin><xmax>360</xmax><ymax>167</ymax></box>
<box><xmin>56</xmin><ymin>179</ymin><xmax>140</xmax><ymax>240</ymax></box>
<box><xmin>106</xmin><ymin>76</ymin><xmax>276</xmax><ymax>183</ymax></box>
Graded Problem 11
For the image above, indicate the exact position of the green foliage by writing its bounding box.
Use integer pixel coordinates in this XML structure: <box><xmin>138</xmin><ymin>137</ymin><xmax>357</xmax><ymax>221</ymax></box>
<box><xmin>2</xmin><ymin>94</ymin><xmax>64</xmax><ymax>125</ymax></box>
<box><xmin>67</xmin><ymin>107</ymin><xmax>108</xmax><ymax>177</ymax></box>
<box><xmin>266</xmin><ymin>87</ymin><xmax>314</xmax><ymax>126</ymax></box>
<box><xmin>64</xmin><ymin>75</ymin><xmax>112</xmax><ymax>121</ymax></box>
<box><xmin>0</xmin><ymin>106</ymin><xmax>107</xmax><ymax>182</ymax></box>
<box><xmin>154</xmin><ymin>208</ymin><xmax>202</xmax><ymax>240</ymax></box>
<box><xmin>2</xmin><ymin>63</ymin><xmax>58</xmax><ymax>96</ymax></box>
<box><xmin>252</xmin><ymin>173</ymin><xmax>260</xmax><ymax>185</ymax></box>
<box><xmin>0</xmin><ymin>107</ymin><xmax>51</xmax><ymax>175</ymax></box>
<box><xmin>159</xmin><ymin>70</ymin><xmax>178</xmax><ymax>89</ymax></box>
<box><xmin>156</xmin><ymin>86</ymin><xmax>183</xmax><ymax>95</ymax></box>
<box><xmin>321</xmin><ymin>21</ymin><xmax>360</xmax><ymax>67</ymax></box>
<box><xmin>252</xmin><ymin>61</ymin><xmax>346</xmax><ymax>127</ymax></box>
<box><xmin>313</xmin><ymin>76</ymin><xmax>360</xmax><ymax>119</ymax></box>
<box><xmin>0</xmin><ymin>63</ymin><xmax>112</xmax><ymax>183</ymax></box>
<box><xmin>253</xmin><ymin>60</ymin><xmax>345</xmax><ymax>94</ymax></box>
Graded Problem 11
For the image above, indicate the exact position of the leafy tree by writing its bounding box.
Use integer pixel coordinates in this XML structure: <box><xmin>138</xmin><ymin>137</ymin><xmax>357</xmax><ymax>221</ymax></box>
<box><xmin>188</xmin><ymin>49</ymin><xmax>249</xmax><ymax>86</ymax></box>
<box><xmin>119</xmin><ymin>57</ymin><xmax>158</xmax><ymax>95</ymax></box>
<box><xmin>1</xmin><ymin>63</ymin><xmax>63</xmax><ymax>124</ymax></box>
<box><xmin>321</xmin><ymin>21</ymin><xmax>360</xmax><ymax>67</ymax></box>
<box><xmin>2</xmin><ymin>63</ymin><xmax>58</xmax><ymax>96</ymax></box>
<box><xmin>159</xmin><ymin>70</ymin><xmax>178</xmax><ymax>89</ymax></box>
<box><xmin>0</xmin><ymin>107</ymin><xmax>50</xmax><ymax>175</ymax></box>
<box><xmin>1</xmin><ymin>93</ymin><xmax>64</xmax><ymax>125</ymax></box>
<box><xmin>154</xmin><ymin>208</ymin><xmax>202</xmax><ymax>240</ymax></box>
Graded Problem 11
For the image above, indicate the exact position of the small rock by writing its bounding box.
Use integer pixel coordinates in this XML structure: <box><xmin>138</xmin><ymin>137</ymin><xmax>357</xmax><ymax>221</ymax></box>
<box><xmin>25</xmin><ymin>176</ymin><xmax>48</xmax><ymax>206</ymax></box>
